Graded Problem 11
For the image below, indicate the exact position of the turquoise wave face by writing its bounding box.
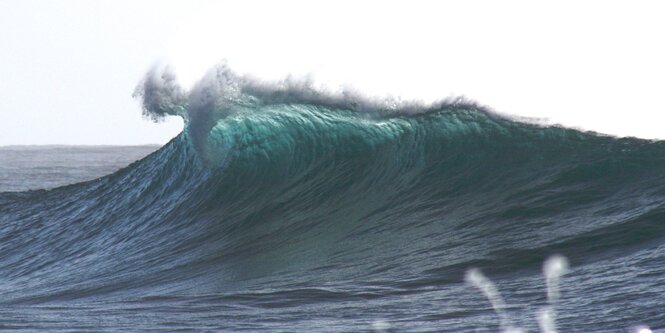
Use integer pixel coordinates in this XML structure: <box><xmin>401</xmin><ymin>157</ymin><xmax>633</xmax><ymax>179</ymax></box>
<box><xmin>2</xmin><ymin>66</ymin><xmax>665</xmax><ymax>331</ymax></box>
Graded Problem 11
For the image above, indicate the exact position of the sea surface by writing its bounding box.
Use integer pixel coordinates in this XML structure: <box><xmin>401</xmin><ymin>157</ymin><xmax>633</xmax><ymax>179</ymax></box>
<box><xmin>0</xmin><ymin>146</ymin><xmax>160</xmax><ymax>192</ymax></box>
<box><xmin>1</xmin><ymin>66</ymin><xmax>664</xmax><ymax>332</ymax></box>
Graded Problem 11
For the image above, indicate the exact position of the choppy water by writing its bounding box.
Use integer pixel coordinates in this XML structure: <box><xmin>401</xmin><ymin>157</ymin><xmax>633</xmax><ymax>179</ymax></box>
<box><xmin>1</xmin><ymin>65</ymin><xmax>664</xmax><ymax>332</ymax></box>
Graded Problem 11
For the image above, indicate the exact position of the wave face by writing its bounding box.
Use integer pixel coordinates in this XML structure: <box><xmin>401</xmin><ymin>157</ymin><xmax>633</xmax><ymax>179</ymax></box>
<box><xmin>2</xmin><ymin>67</ymin><xmax>665</xmax><ymax>331</ymax></box>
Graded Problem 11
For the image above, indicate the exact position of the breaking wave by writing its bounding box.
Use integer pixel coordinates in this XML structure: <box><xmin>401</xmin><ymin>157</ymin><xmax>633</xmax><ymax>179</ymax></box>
<box><xmin>2</xmin><ymin>64</ymin><xmax>665</xmax><ymax>331</ymax></box>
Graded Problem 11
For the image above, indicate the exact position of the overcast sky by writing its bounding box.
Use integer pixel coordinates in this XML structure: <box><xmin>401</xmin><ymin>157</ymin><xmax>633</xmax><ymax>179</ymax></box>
<box><xmin>1</xmin><ymin>0</ymin><xmax>664</xmax><ymax>145</ymax></box>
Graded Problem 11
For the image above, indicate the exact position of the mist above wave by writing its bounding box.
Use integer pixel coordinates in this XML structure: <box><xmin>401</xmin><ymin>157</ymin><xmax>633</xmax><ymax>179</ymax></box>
<box><xmin>133</xmin><ymin>63</ymin><xmax>479</xmax><ymax>122</ymax></box>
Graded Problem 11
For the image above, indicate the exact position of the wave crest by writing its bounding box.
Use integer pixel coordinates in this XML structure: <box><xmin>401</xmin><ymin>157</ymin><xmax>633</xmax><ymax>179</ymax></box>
<box><xmin>133</xmin><ymin>64</ymin><xmax>187</xmax><ymax>121</ymax></box>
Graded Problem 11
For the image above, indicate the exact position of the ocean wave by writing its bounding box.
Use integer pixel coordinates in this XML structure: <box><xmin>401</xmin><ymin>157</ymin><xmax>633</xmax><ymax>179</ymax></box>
<box><xmin>1</xmin><ymin>65</ymin><xmax>665</xmax><ymax>331</ymax></box>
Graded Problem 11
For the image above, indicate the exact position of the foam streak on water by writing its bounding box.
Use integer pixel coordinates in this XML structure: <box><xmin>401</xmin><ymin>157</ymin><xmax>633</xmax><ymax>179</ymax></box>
<box><xmin>465</xmin><ymin>268</ymin><xmax>519</xmax><ymax>332</ymax></box>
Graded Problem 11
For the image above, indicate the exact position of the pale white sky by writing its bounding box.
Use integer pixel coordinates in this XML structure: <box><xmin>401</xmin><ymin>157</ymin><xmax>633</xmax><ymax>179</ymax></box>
<box><xmin>1</xmin><ymin>0</ymin><xmax>664</xmax><ymax>145</ymax></box>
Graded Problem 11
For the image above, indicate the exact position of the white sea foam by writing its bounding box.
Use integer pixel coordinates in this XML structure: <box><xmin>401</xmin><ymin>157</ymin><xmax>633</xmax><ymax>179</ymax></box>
<box><xmin>543</xmin><ymin>255</ymin><xmax>569</xmax><ymax>303</ymax></box>
<box><xmin>371</xmin><ymin>319</ymin><xmax>391</xmax><ymax>332</ymax></box>
<box><xmin>465</xmin><ymin>254</ymin><xmax>654</xmax><ymax>332</ymax></box>
<box><xmin>465</xmin><ymin>268</ymin><xmax>522</xmax><ymax>333</ymax></box>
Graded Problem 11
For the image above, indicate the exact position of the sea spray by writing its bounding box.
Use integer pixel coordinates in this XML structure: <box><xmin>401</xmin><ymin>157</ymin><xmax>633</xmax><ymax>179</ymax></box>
<box><xmin>371</xmin><ymin>319</ymin><xmax>392</xmax><ymax>333</ymax></box>
<box><xmin>537</xmin><ymin>307</ymin><xmax>556</xmax><ymax>333</ymax></box>
<box><xmin>465</xmin><ymin>268</ymin><xmax>522</xmax><ymax>333</ymax></box>
<box><xmin>537</xmin><ymin>255</ymin><xmax>569</xmax><ymax>333</ymax></box>
<box><xmin>632</xmin><ymin>326</ymin><xmax>654</xmax><ymax>333</ymax></box>
<box><xmin>466</xmin><ymin>255</ymin><xmax>661</xmax><ymax>332</ymax></box>
<box><xmin>543</xmin><ymin>255</ymin><xmax>568</xmax><ymax>303</ymax></box>
<box><xmin>466</xmin><ymin>255</ymin><xmax>569</xmax><ymax>333</ymax></box>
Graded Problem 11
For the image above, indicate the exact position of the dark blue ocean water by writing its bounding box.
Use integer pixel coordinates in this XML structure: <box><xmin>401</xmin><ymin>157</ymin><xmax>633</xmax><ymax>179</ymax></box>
<box><xmin>1</xmin><ymin>66</ymin><xmax>664</xmax><ymax>332</ymax></box>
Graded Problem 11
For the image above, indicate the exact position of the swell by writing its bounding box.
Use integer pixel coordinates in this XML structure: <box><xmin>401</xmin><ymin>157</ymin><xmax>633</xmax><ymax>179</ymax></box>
<box><xmin>1</xmin><ymin>69</ymin><xmax>665</xmax><ymax>304</ymax></box>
